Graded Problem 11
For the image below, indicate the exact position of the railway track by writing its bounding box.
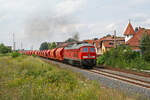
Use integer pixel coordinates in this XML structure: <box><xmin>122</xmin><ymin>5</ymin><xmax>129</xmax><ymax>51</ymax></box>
<box><xmin>88</xmin><ymin>68</ymin><xmax>150</xmax><ymax>89</ymax></box>
<box><xmin>42</xmin><ymin>57</ymin><xmax>150</xmax><ymax>89</ymax></box>
<box><xmin>41</xmin><ymin>58</ymin><xmax>150</xmax><ymax>98</ymax></box>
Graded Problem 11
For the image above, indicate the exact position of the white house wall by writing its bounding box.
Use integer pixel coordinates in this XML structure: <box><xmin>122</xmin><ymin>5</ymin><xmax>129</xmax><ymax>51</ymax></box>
<box><xmin>125</xmin><ymin>35</ymin><xmax>133</xmax><ymax>42</ymax></box>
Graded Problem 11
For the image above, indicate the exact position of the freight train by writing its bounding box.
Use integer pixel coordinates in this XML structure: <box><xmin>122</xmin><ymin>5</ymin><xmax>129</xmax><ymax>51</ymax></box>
<box><xmin>19</xmin><ymin>42</ymin><xmax>96</xmax><ymax>68</ymax></box>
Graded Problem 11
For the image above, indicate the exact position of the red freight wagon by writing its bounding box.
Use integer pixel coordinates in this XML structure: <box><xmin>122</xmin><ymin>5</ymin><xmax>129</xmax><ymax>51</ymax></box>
<box><xmin>36</xmin><ymin>51</ymin><xmax>39</xmax><ymax>56</ymax></box>
<box><xmin>42</xmin><ymin>50</ymin><xmax>45</xmax><ymax>57</ymax></box>
<box><xmin>27</xmin><ymin>51</ymin><xmax>30</xmax><ymax>55</ymax></box>
<box><xmin>30</xmin><ymin>51</ymin><xmax>33</xmax><ymax>55</ymax></box>
<box><xmin>43</xmin><ymin>50</ymin><xmax>47</xmax><ymax>58</ymax></box>
<box><xmin>35</xmin><ymin>51</ymin><xmax>38</xmax><ymax>55</ymax></box>
<box><xmin>39</xmin><ymin>51</ymin><xmax>42</xmax><ymax>57</ymax></box>
<box><xmin>31</xmin><ymin>51</ymin><xmax>34</xmax><ymax>55</ymax></box>
<box><xmin>55</xmin><ymin>48</ymin><xmax>64</xmax><ymax>61</ymax></box>
<box><xmin>50</xmin><ymin>48</ymin><xmax>57</xmax><ymax>59</ymax></box>
<box><xmin>46</xmin><ymin>50</ymin><xmax>51</xmax><ymax>58</ymax></box>
<box><xmin>33</xmin><ymin>51</ymin><xmax>37</xmax><ymax>55</ymax></box>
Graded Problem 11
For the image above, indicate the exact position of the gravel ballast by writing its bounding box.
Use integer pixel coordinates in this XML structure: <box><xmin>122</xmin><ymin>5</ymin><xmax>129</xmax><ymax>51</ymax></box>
<box><xmin>42</xmin><ymin>58</ymin><xmax>150</xmax><ymax>99</ymax></box>
<box><xmin>96</xmin><ymin>68</ymin><xmax>150</xmax><ymax>83</ymax></box>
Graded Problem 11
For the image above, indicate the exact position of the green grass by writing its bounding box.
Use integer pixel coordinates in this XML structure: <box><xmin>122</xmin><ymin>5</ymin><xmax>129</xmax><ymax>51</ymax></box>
<box><xmin>0</xmin><ymin>53</ymin><xmax>10</xmax><ymax>57</ymax></box>
<box><xmin>0</xmin><ymin>55</ymin><xmax>140</xmax><ymax>100</ymax></box>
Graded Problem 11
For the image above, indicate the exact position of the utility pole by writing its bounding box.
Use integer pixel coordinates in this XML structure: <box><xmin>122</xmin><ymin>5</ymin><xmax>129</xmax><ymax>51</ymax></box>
<box><xmin>114</xmin><ymin>30</ymin><xmax>116</xmax><ymax>48</ymax></box>
<box><xmin>13</xmin><ymin>33</ymin><xmax>16</xmax><ymax>51</ymax></box>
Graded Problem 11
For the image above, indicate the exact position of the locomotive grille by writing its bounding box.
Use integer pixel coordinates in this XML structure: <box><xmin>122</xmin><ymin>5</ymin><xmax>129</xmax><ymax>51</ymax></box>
<box><xmin>81</xmin><ymin>59</ymin><xmax>96</xmax><ymax>66</ymax></box>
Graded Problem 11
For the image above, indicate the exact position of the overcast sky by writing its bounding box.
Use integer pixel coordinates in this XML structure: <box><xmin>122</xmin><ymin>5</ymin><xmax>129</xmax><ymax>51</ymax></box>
<box><xmin>0</xmin><ymin>0</ymin><xmax>150</xmax><ymax>50</ymax></box>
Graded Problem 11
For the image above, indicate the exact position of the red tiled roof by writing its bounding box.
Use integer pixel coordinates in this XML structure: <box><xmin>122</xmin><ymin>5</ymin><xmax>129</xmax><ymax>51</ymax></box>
<box><xmin>95</xmin><ymin>39</ymin><xmax>101</xmax><ymax>48</ymax></box>
<box><xmin>97</xmin><ymin>36</ymin><xmax>125</xmax><ymax>48</ymax></box>
<box><xmin>100</xmin><ymin>36</ymin><xmax>125</xmax><ymax>41</ymax></box>
<box><xmin>84</xmin><ymin>40</ymin><xmax>100</xmax><ymax>48</ymax></box>
<box><xmin>84</xmin><ymin>40</ymin><xmax>95</xmax><ymax>44</ymax></box>
<box><xmin>83</xmin><ymin>36</ymin><xmax>125</xmax><ymax>48</ymax></box>
<box><xmin>103</xmin><ymin>41</ymin><xmax>114</xmax><ymax>48</ymax></box>
<box><xmin>126</xmin><ymin>28</ymin><xmax>150</xmax><ymax>47</ymax></box>
<box><xmin>124</xmin><ymin>22</ymin><xmax>136</xmax><ymax>35</ymax></box>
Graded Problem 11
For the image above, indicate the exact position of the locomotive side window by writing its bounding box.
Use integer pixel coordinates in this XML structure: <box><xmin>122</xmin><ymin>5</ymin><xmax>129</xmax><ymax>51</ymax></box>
<box><xmin>90</xmin><ymin>48</ymin><xmax>95</xmax><ymax>52</ymax></box>
<box><xmin>82</xmin><ymin>48</ymin><xmax>88</xmax><ymax>52</ymax></box>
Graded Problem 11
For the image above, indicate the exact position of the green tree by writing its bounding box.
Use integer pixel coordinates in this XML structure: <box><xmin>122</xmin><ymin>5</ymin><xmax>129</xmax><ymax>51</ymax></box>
<box><xmin>140</xmin><ymin>31</ymin><xmax>150</xmax><ymax>61</ymax></box>
<box><xmin>39</xmin><ymin>42</ymin><xmax>49</xmax><ymax>50</ymax></box>
<box><xmin>0</xmin><ymin>44</ymin><xmax>11</xmax><ymax>54</ymax></box>
<box><xmin>48</xmin><ymin>42</ymin><xmax>56</xmax><ymax>49</ymax></box>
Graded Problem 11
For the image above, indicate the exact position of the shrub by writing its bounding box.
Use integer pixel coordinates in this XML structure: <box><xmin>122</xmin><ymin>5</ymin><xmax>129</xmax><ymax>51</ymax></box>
<box><xmin>32</xmin><ymin>54</ymin><xmax>37</xmax><ymax>57</ymax></box>
<box><xmin>97</xmin><ymin>45</ymin><xmax>150</xmax><ymax>70</ymax></box>
<box><xmin>11</xmin><ymin>52</ymin><xmax>20</xmax><ymax>58</ymax></box>
<box><xmin>0</xmin><ymin>44</ymin><xmax>11</xmax><ymax>54</ymax></box>
<box><xmin>97</xmin><ymin>55</ymin><xmax>105</xmax><ymax>65</ymax></box>
<box><xmin>140</xmin><ymin>31</ymin><xmax>150</xmax><ymax>62</ymax></box>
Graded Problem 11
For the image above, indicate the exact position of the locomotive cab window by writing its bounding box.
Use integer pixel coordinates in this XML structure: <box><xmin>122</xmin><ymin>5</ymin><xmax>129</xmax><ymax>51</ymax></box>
<box><xmin>82</xmin><ymin>48</ymin><xmax>88</xmax><ymax>52</ymax></box>
<box><xmin>90</xmin><ymin>48</ymin><xmax>95</xmax><ymax>52</ymax></box>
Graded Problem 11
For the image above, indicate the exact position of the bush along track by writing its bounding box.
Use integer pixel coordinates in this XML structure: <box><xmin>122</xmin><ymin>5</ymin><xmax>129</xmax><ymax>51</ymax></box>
<box><xmin>97</xmin><ymin>45</ymin><xmax>150</xmax><ymax>71</ymax></box>
<box><xmin>0</xmin><ymin>55</ymin><xmax>140</xmax><ymax>100</ymax></box>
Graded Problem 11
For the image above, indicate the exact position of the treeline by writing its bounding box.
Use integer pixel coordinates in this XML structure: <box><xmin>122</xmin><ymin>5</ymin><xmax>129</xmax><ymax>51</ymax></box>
<box><xmin>97</xmin><ymin>31</ymin><xmax>150</xmax><ymax>70</ymax></box>
<box><xmin>40</xmin><ymin>42</ymin><xmax>56</xmax><ymax>50</ymax></box>
<box><xmin>0</xmin><ymin>44</ymin><xmax>11</xmax><ymax>54</ymax></box>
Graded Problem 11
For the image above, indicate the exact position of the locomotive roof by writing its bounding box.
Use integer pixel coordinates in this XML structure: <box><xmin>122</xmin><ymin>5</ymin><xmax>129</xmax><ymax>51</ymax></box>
<box><xmin>64</xmin><ymin>43</ymin><xmax>94</xmax><ymax>49</ymax></box>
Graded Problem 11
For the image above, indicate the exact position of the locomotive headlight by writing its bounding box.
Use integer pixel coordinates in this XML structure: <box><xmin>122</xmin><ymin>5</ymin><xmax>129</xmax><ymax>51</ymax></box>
<box><xmin>90</xmin><ymin>56</ymin><xmax>95</xmax><ymax>58</ymax></box>
<box><xmin>83</xmin><ymin>56</ymin><xmax>88</xmax><ymax>58</ymax></box>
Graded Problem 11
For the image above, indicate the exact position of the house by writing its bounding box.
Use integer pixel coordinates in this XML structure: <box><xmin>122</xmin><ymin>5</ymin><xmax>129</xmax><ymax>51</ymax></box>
<box><xmin>98</xmin><ymin>36</ymin><xmax>125</xmax><ymax>54</ymax></box>
<box><xmin>84</xmin><ymin>36</ymin><xmax>125</xmax><ymax>55</ymax></box>
<box><xmin>124</xmin><ymin>22</ymin><xmax>150</xmax><ymax>51</ymax></box>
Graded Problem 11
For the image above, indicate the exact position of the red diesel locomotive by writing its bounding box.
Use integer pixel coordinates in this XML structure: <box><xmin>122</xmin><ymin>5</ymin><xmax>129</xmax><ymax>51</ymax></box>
<box><xmin>64</xmin><ymin>43</ymin><xmax>96</xmax><ymax>68</ymax></box>
<box><xmin>20</xmin><ymin>42</ymin><xmax>96</xmax><ymax>68</ymax></box>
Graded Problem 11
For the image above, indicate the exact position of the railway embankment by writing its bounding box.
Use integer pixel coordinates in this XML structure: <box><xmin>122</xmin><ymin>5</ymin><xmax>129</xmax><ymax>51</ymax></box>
<box><xmin>0</xmin><ymin>55</ymin><xmax>138</xmax><ymax>100</ymax></box>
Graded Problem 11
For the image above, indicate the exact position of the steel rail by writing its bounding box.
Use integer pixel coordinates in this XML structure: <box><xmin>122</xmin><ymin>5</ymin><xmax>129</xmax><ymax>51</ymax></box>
<box><xmin>88</xmin><ymin>69</ymin><xmax>150</xmax><ymax>89</ymax></box>
<box><xmin>40</xmin><ymin>57</ymin><xmax>150</xmax><ymax>89</ymax></box>
<box><xmin>94</xmin><ymin>68</ymin><xmax>150</xmax><ymax>84</ymax></box>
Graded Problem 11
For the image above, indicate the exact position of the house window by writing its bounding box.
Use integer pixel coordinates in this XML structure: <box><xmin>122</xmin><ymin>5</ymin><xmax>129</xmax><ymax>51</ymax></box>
<box><xmin>109</xmin><ymin>42</ymin><xmax>114</xmax><ymax>45</ymax></box>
